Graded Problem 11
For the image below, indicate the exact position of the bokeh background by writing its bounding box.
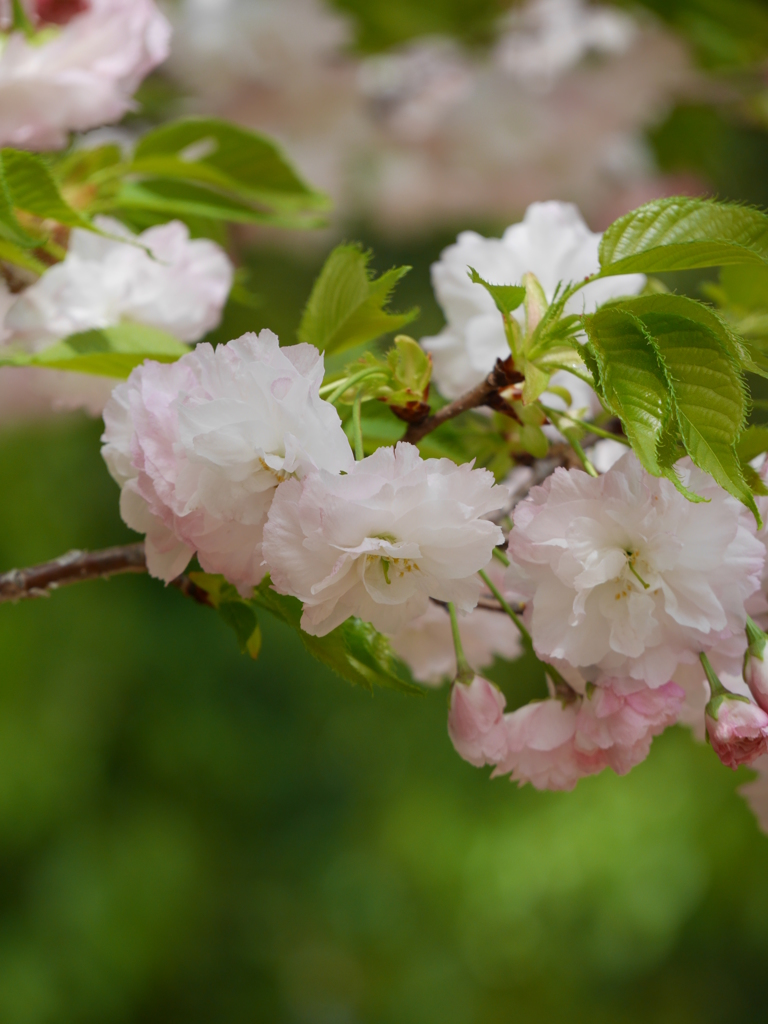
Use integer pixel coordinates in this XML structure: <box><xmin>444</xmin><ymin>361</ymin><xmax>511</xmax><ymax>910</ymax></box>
<box><xmin>3</xmin><ymin>0</ymin><xmax>768</xmax><ymax>1020</ymax></box>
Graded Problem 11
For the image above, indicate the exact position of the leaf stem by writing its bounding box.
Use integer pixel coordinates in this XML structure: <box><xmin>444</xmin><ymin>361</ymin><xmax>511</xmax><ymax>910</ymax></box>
<box><xmin>352</xmin><ymin>390</ymin><xmax>364</xmax><ymax>461</ymax></box>
<box><xmin>11</xmin><ymin>0</ymin><xmax>35</xmax><ymax>35</ymax></box>
<box><xmin>479</xmin><ymin>569</ymin><xmax>572</xmax><ymax>694</ymax></box>
<box><xmin>543</xmin><ymin>406</ymin><xmax>599</xmax><ymax>476</ymax></box>
<box><xmin>324</xmin><ymin>367</ymin><xmax>387</xmax><ymax>404</ymax></box>
<box><xmin>447</xmin><ymin>602</ymin><xmax>474</xmax><ymax>684</ymax></box>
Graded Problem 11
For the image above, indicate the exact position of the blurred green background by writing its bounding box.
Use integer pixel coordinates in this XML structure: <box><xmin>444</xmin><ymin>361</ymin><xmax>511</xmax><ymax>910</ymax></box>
<box><xmin>4</xmin><ymin>0</ymin><xmax>768</xmax><ymax>1021</ymax></box>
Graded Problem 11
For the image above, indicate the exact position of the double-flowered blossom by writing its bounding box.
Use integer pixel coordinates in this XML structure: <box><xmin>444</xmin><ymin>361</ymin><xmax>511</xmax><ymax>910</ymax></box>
<box><xmin>507</xmin><ymin>452</ymin><xmax>765</xmax><ymax>687</ymax></box>
<box><xmin>5</xmin><ymin>218</ymin><xmax>233</xmax><ymax>350</ymax></box>
<box><xmin>263</xmin><ymin>442</ymin><xmax>507</xmax><ymax>637</ymax></box>
<box><xmin>0</xmin><ymin>218</ymin><xmax>234</xmax><ymax>416</ymax></box>
<box><xmin>101</xmin><ymin>331</ymin><xmax>353</xmax><ymax>592</ymax></box>
<box><xmin>0</xmin><ymin>0</ymin><xmax>170</xmax><ymax>150</ymax></box>
<box><xmin>420</xmin><ymin>201</ymin><xmax>645</xmax><ymax>401</ymax></box>
<box><xmin>449</xmin><ymin>675</ymin><xmax>684</xmax><ymax>790</ymax></box>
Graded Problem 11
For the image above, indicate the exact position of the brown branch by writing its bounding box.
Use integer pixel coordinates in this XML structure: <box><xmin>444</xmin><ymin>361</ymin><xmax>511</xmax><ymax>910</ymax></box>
<box><xmin>0</xmin><ymin>542</ymin><xmax>212</xmax><ymax>607</ymax></box>
<box><xmin>402</xmin><ymin>357</ymin><xmax>524</xmax><ymax>444</ymax></box>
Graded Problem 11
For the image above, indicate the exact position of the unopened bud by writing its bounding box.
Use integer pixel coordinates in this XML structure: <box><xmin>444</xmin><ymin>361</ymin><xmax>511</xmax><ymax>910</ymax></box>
<box><xmin>448</xmin><ymin>676</ymin><xmax>508</xmax><ymax>768</ymax></box>
<box><xmin>745</xmin><ymin>617</ymin><xmax>768</xmax><ymax>713</ymax></box>
<box><xmin>705</xmin><ymin>693</ymin><xmax>768</xmax><ymax>769</ymax></box>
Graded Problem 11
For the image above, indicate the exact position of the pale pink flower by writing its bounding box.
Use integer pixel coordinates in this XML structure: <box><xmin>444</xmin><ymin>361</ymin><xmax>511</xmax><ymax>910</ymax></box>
<box><xmin>745</xmin><ymin>652</ymin><xmax>768</xmax><ymax>714</ymax></box>
<box><xmin>573</xmin><ymin>678</ymin><xmax>684</xmax><ymax>775</ymax></box>
<box><xmin>448</xmin><ymin>676</ymin><xmax>509</xmax><ymax>767</ymax></box>
<box><xmin>495</xmin><ymin>698</ymin><xmax>584</xmax><ymax>791</ymax></box>
<box><xmin>706</xmin><ymin>695</ymin><xmax>768</xmax><ymax>769</ymax></box>
<box><xmin>0</xmin><ymin>0</ymin><xmax>171</xmax><ymax>150</ymax></box>
<box><xmin>420</xmin><ymin>201</ymin><xmax>645</xmax><ymax>401</ymax></box>
<box><xmin>493</xmin><ymin>676</ymin><xmax>683</xmax><ymax>790</ymax></box>
<box><xmin>1</xmin><ymin>217</ymin><xmax>233</xmax><ymax>418</ymax></box>
<box><xmin>263</xmin><ymin>442</ymin><xmax>507</xmax><ymax>637</ymax></box>
<box><xmin>6</xmin><ymin>218</ymin><xmax>233</xmax><ymax>350</ymax></box>
<box><xmin>389</xmin><ymin>601</ymin><xmax>522</xmax><ymax>686</ymax></box>
<box><xmin>507</xmin><ymin>452</ymin><xmax>764</xmax><ymax>687</ymax></box>
<box><xmin>739</xmin><ymin>754</ymin><xmax>768</xmax><ymax>834</ymax></box>
<box><xmin>101</xmin><ymin>331</ymin><xmax>353</xmax><ymax>591</ymax></box>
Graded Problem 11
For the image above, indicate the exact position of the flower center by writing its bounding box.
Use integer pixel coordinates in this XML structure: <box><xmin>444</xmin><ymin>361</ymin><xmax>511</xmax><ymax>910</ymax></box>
<box><xmin>365</xmin><ymin>554</ymin><xmax>421</xmax><ymax>585</ymax></box>
<box><xmin>613</xmin><ymin>549</ymin><xmax>654</xmax><ymax>599</ymax></box>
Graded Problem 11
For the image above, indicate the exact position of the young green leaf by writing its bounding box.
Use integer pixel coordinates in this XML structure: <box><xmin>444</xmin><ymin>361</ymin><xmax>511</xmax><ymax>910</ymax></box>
<box><xmin>186</xmin><ymin>574</ymin><xmax>262</xmax><ymax>659</ymax></box>
<box><xmin>2</xmin><ymin>150</ymin><xmax>94</xmax><ymax>231</ymax></box>
<box><xmin>467</xmin><ymin>267</ymin><xmax>525</xmax><ymax>317</ymax></box>
<box><xmin>131</xmin><ymin>118</ymin><xmax>327</xmax><ymax>212</ymax></box>
<box><xmin>0</xmin><ymin>324</ymin><xmax>190</xmax><ymax>378</ymax></box>
<box><xmin>298</xmin><ymin>244</ymin><xmax>417</xmax><ymax>356</ymax></box>
<box><xmin>599</xmin><ymin>197</ymin><xmax>768</xmax><ymax>276</ymax></box>
<box><xmin>736</xmin><ymin>425</ymin><xmax>768</xmax><ymax>463</ymax></box>
<box><xmin>583</xmin><ymin>307</ymin><xmax>669</xmax><ymax>476</ymax></box>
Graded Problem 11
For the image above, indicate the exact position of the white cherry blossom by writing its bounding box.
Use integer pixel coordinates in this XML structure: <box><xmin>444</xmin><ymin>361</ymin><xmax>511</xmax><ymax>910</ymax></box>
<box><xmin>263</xmin><ymin>442</ymin><xmax>507</xmax><ymax>637</ymax></box>
<box><xmin>507</xmin><ymin>453</ymin><xmax>765</xmax><ymax>687</ymax></box>
<box><xmin>1</xmin><ymin>217</ymin><xmax>233</xmax><ymax>417</ymax></box>
<box><xmin>420</xmin><ymin>201</ymin><xmax>645</xmax><ymax>401</ymax></box>
<box><xmin>101</xmin><ymin>331</ymin><xmax>353</xmax><ymax>592</ymax></box>
<box><xmin>0</xmin><ymin>0</ymin><xmax>171</xmax><ymax>150</ymax></box>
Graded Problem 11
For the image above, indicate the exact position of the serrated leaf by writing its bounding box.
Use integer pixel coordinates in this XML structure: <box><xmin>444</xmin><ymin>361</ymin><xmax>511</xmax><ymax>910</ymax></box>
<box><xmin>599</xmin><ymin>197</ymin><xmax>768</xmax><ymax>276</ymax></box>
<box><xmin>218</xmin><ymin>601</ymin><xmax>262</xmax><ymax>659</ymax></box>
<box><xmin>0</xmin><ymin>239</ymin><xmax>46</xmax><ymax>274</ymax></box>
<box><xmin>0</xmin><ymin>159</ymin><xmax>42</xmax><ymax>248</ymax></box>
<box><xmin>0</xmin><ymin>324</ymin><xmax>189</xmax><ymax>378</ymax></box>
<box><xmin>2</xmin><ymin>149</ymin><xmax>94</xmax><ymax>231</ymax></box>
<box><xmin>131</xmin><ymin>117</ymin><xmax>327</xmax><ymax>212</ymax></box>
<box><xmin>298</xmin><ymin>243</ymin><xmax>417</xmax><ymax>356</ymax></box>
<box><xmin>467</xmin><ymin>267</ymin><xmax>525</xmax><ymax>317</ymax></box>
<box><xmin>583</xmin><ymin>307</ymin><xmax>669</xmax><ymax>475</ymax></box>
<box><xmin>643</xmin><ymin>311</ymin><xmax>758</xmax><ymax>518</ymax></box>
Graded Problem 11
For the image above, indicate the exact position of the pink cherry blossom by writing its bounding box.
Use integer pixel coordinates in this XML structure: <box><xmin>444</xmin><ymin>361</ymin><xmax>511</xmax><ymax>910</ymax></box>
<box><xmin>706</xmin><ymin>696</ymin><xmax>768</xmax><ymax>769</ymax></box>
<box><xmin>448</xmin><ymin>676</ymin><xmax>509</xmax><ymax>767</ymax></box>
<box><xmin>101</xmin><ymin>331</ymin><xmax>353</xmax><ymax>592</ymax></box>
<box><xmin>507</xmin><ymin>452</ymin><xmax>764</xmax><ymax>687</ymax></box>
<box><xmin>492</xmin><ymin>677</ymin><xmax>684</xmax><ymax>791</ymax></box>
<box><xmin>263</xmin><ymin>442</ymin><xmax>507</xmax><ymax>637</ymax></box>
<box><xmin>745</xmin><ymin>652</ymin><xmax>768</xmax><ymax>715</ymax></box>
<box><xmin>0</xmin><ymin>0</ymin><xmax>171</xmax><ymax>150</ymax></box>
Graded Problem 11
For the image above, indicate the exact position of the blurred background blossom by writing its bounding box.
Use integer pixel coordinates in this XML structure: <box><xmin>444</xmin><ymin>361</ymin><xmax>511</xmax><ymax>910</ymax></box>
<box><xmin>3</xmin><ymin>0</ymin><xmax>768</xmax><ymax>1021</ymax></box>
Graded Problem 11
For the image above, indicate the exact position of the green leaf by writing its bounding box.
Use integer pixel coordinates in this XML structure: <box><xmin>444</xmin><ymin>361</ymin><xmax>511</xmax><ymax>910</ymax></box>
<box><xmin>0</xmin><ymin>239</ymin><xmax>47</xmax><ymax>275</ymax></box>
<box><xmin>247</xmin><ymin>576</ymin><xmax>423</xmax><ymax>694</ymax></box>
<box><xmin>0</xmin><ymin>324</ymin><xmax>189</xmax><ymax>378</ymax></box>
<box><xmin>131</xmin><ymin>118</ymin><xmax>328</xmax><ymax>213</ymax></box>
<box><xmin>186</xmin><ymin>574</ymin><xmax>262</xmax><ymax>659</ymax></box>
<box><xmin>112</xmin><ymin>178</ymin><xmax>324</xmax><ymax>229</ymax></box>
<box><xmin>0</xmin><ymin>160</ymin><xmax>43</xmax><ymax>248</ymax></box>
<box><xmin>583</xmin><ymin>307</ymin><xmax>670</xmax><ymax>476</ymax></box>
<box><xmin>717</xmin><ymin>262</ymin><xmax>768</xmax><ymax>311</ymax></box>
<box><xmin>599</xmin><ymin>197</ymin><xmax>768</xmax><ymax>276</ymax></box>
<box><xmin>298</xmin><ymin>243</ymin><xmax>418</xmax><ymax>356</ymax></box>
<box><xmin>1</xmin><ymin>150</ymin><xmax>94</xmax><ymax>231</ymax></box>
<box><xmin>467</xmin><ymin>267</ymin><xmax>525</xmax><ymax>317</ymax></box>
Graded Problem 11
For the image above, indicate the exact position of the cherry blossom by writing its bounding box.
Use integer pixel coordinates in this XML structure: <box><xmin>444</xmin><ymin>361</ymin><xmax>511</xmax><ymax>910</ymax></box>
<box><xmin>0</xmin><ymin>0</ymin><xmax>171</xmax><ymax>150</ymax></box>
<box><xmin>101</xmin><ymin>331</ymin><xmax>353</xmax><ymax>592</ymax></box>
<box><xmin>5</xmin><ymin>218</ymin><xmax>233</xmax><ymax>350</ymax></box>
<box><xmin>0</xmin><ymin>218</ymin><xmax>233</xmax><ymax>417</ymax></box>
<box><xmin>420</xmin><ymin>201</ymin><xmax>645</xmax><ymax>400</ymax></box>
<box><xmin>705</xmin><ymin>695</ymin><xmax>768</xmax><ymax>770</ymax></box>
<box><xmin>263</xmin><ymin>442</ymin><xmax>507</xmax><ymax>637</ymax></box>
<box><xmin>448</xmin><ymin>676</ymin><xmax>509</xmax><ymax>767</ymax></box>
<box><xmin>507</xmin><ymin>453</ymin><xmax>764</xmax><ymax>687</ymax></box>
<box><xmin>492</xmin><ymin>678</ymin><xmax>684</xmax><ymax>791</ymax></box>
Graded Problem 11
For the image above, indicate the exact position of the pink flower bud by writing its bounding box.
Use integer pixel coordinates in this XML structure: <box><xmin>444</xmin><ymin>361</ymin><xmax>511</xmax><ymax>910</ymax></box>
<box><xmin>36</xmin><ymin>0</ymin><xmax>89</xmax><ymax>26</ymax></box>
<box><xmin>745</xmin><ymin>651</ymin><xmax>768</xmax><ymax>715</ymax></box>
<box><xmin>448</xmin><ymin>676</ymin><xmax>508</xmax><ymax>767</ymax></box>
<box><xmin>705</xmin><ymin>696</ymin><xmax>768</xmax><ymax>769</ymax></box>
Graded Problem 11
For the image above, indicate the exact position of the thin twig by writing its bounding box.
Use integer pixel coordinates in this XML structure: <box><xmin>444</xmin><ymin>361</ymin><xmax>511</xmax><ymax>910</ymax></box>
<box><xmin>402</xmin><ymin>357</ymin><xmax>524</xmax><ymax>444</ymax></box>
<box><xmin>0</xmin><ymin>542</ymin><xmax>212</xmax><ymax>607</ymax></box>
